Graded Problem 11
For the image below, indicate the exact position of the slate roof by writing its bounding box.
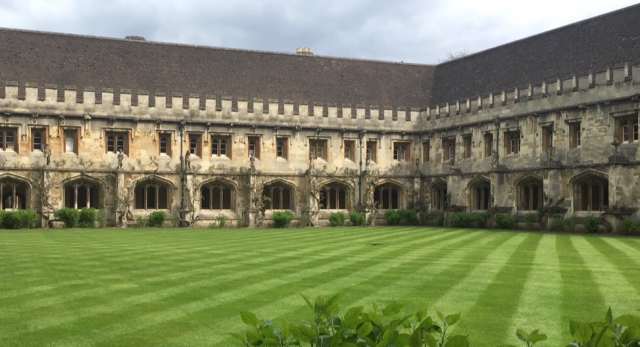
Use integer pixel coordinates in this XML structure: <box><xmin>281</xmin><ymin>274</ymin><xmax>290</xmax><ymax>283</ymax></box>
<box><xmin>431</xmin><ymin>3</ymin><xmax>640</xmax><ymax>103</ymax></box>
<box><xmin>0</xmin><ymin>29</ymin><xmax>434</xmax><ymax>108</ymax></box>
<box><xmin>1</xmin><ymin>4</ymin><xmax>639</xmax><ymax>108</ymax></box>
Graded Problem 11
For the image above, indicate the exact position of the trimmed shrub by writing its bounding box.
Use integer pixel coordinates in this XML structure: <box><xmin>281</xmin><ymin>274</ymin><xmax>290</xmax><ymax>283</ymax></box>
<box><xmin>328</xmin><ymin>212</ymin><xmax>345</xmax><ymax>227</ymax></box>
<box><xmin>621</xmin><ymin>218</ymin><xmax>640</xmax><ymax>235</ymax></box>
<box><xmin>563</xmin><ymin>218</ymin><xmax>576</xmax><ymax>232</ymax></box>
<box><xmin>136</xmin><ymin>216</ymin><xmax>147</xmax><ymax>228</ymax></box>
<box><xmin>170</xmin><ymin>215</ymin><xmax>180</xmax><ymax>228</ymax></box>
<box><xmin>16</xmin><ymin>209</ymin><xmax>38</xmax><ymax>229</ymax></box>
<box><xmin>96</xmin><ymin>209</ymin><xmax>107</xmax><ymax>228</ymax></box>
<box><xmin>524</xmin><ymin>213</ymin><xmax>537</xmax><ymax>230</ymax></box>
<box><xmin>550</xmin><ymin>217</ymin><xmax>565</xmax><ymax>231</ymax></box>
<box><xmin>349</xmin><ymin>211</ymin><xmax>365</xmax><ymax>226</ymax></box>
<box><xmin>583</xmin><ymin>215</ymin><xmax>599</xmax><ymax>233</ymax></box>
<box><xmin>0</xmin><ymin>210</ymin><xmax>6</xmax><ymax>226</ymax></box>
<box><xmin>472</xmin><ymin>212</ymin><xmax>488</xmax><ymax>228</ymax></box>
<box><xmin>236</xmin><ymin>214</ymin><xmax>244</xmax><ymax>229</ymax></box>
<box><xmin>384</xmin><ymin>210</ymin><xmax>401</xmax><ymax>226</ymax></box>
<box><xmin>55</xmin><ymin>207</ymin><xmax>79</xmax><ymax>228</ymax></box>
<box><xmin>1</xmin><ymin>211</ymin><xmax>20</xmax><ymax>229</ymax></box>
<box><xmin>493</xmin><ymin>212</ymin><xmax>516</xmax><ymax>230</ymax></box>
<box><xmin>147</xmin><ymin>211</ymin><xmax>167</xmax><ymax>227</ymax></box>
<box><xmin>450</xmin><ymin>212</ymin><xmax>472</xmax><ymax>228</ymax></box>
<box><xmin>78</xmin><ymin>207</ymin><xmax>98</xmax><ymax>228</ymax></box>
<box><xmin>398</xmin><ymin>209</ymin><xmax>418</xmax><ymax>225</ymax></box>
<box><xmin>272</xmin><ymin>211</ymin><xmax>294</xmax><ymax>228</ymax></box>
<box><xmin>434</xmin><ymin>213</ymin><xmax>445</xmax><ymax>227</ymax></box>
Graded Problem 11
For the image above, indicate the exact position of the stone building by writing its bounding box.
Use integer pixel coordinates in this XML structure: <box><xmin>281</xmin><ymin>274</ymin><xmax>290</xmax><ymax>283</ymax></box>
<box><xmin>0</xmin><ymin>5</ymin><xmax>639</xmax><ymax>228</ymax></box>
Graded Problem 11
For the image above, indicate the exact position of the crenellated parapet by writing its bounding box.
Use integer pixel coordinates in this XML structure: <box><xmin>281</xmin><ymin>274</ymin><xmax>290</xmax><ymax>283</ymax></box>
<box><xmin>0</xmin><ymin>81</ymin><xmax>426</xmax><ymax>133</ymax></box>
<box><xmin>423</xmin><ymin>61</ymin><xmax>640</xmax><ymax>128</ymax></box>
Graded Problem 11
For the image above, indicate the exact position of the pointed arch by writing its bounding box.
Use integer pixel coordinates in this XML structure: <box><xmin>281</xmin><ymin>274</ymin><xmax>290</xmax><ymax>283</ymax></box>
<box><xmin>132</xmin><ymin>175</ymin><xmax>174</xmax><ymax>210</ymax></box>
<box><xmin>199</xmin><ymin>178</ymin><xmax>237</xmax><ymax>211</ymax></box>
<box><xmin>468</xmin><ymin>176</ymin><xmax>491</xmax><ymax>211</ymax></box>
<box><xmin>319</xmin><ymin>179</ymin><xmax>352</xmax><ymax>210</ymax></box>
<box><xmin>374</xmin><ymin>180</ymin><xmax>405</xmax><ymax>209</ymax></box>
<box><xmin>429</xmin><ymin>179</ymin><xmax>448</xmax><ymax>211</ymax></box>
<box><xmin>570</xmin><ymin>170</ymin><xmax>609</xmax><ymax>212</ymax></box>
<box><xmin>0</xmin><ymin>174</ymin><xmax>31</xmax><ymax>210</ymax></box>
<box><xmin>62</xmin><ymin>174</ymin><xmax>104</xmax><ymax>209</ymax></box>
<box><xmin>514</xmin><ymin>174</ymin><xmax>543</xmax><ymax>211</ymax></box>
<box><xmin>262</xmin><ymin>179</ymin><xmax>297</xmax><ymax>210</ymax></box>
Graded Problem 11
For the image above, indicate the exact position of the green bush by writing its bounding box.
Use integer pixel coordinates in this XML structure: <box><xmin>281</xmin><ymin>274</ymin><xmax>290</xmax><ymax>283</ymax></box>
<box><xmin>493</xmin><ymin>212</ymin><xmax>516</xmax><ymax>230</ymax></box>
<box><xmin>398</xmin><ymin>209</ymin><xmax>417</xmax><ymax>225</ymax></box>
<box><xmin>1</xmin><ymin>211</ymin><xmax>20</xmax><ymax>229</ymax></box>
<box><xmin>434</xmin><ymin>212</ymin><xmax>445</xmax><ymax>226</ymax></box>
<box><xmin>550</xmin><ymin>217</ymin><xmax>565</xmax><ymax>231</ymax></box>
<box><xmin>136</xmin><ymin>216</ymin><xmax>147</xmax><ymax>228</ymax></box>
<box><xmin>147</xmin><ymin>211</ymin><xmax>167</xmax><ymax>227</ymax></box>
<box><xmin>328</xmin><ymin>212</ymin><xmax>345</xmax><ymax>227</ymax></box>
<box><xmin>472</xmin><ymin>212</ymin><xmax>488</xmax><ymax>228</ymax></box>
<box><xmin>55</xmin><ymin>207</ymin><xmax>79</xmax><ymax>228</ymax></box>
<box><xmin>96</xmin><ymin>209</ymin><xmax>107</xmax><ymax>228</ymax></box>
<box><xmin>384</xmin><ymin>210</ymin><xmax>401</xmax><ymax>226</ymax></box>
<box><xmin>450</xmin><ymin>212</ymin><xmax>472</xmax><ymax>228</ymax></box>
<box><xmin>348</xmin><ymin>211</ymin><xmax>365</xmax><ymax>226</ymax></box>
<box><xmin>170</xmin><ymin>214</ymin><xmax>180</xmax><ymax>228</ymax></box>
<box><xmin>16</xmin><ymin>209</ymin><xmax>38</xmax><ymax>229</ymax></box>
<box><xmin>621</xmin><ymin>218</ymin><xmax>640</xmax><ymax>235</ymax></box>
<box><xmin>214</xmin><ymin>214</ymin><xmax>229</xmax><ymax>228</ymax></box>
<box><xmin>583</xmin><ymin>215</ymin><xmax>599</xmax><ymax>233</ymax></box>
<box><xmin>78</xmin><ymin>207</ymin><xmax>98</xmax><ymax>228</ymax></box>
<box><xmin>0</xmin><ymin>210</ymin><xmax>5</xmax><ymax>226</ymax></box>
<box><xmin>272</xmin><ymin>211</ymin><xmax>294</xmax><ymax>228</ymax></box>
<box><xmin>524</xmin><ymin>212</ymin><xmax>537</xmax><ymax>230</ymax></box>
<box><xmin>563</xmin><ymin>218</ymin><xmax>576</xmax><ymax>232</ymax></box>
<box><xmin>235</xmin><ymin>214</ymin><xmax>243</xmax><ymax>229</ymax></box>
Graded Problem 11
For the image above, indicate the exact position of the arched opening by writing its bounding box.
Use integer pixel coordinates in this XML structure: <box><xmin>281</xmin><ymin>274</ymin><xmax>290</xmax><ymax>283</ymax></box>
<box><xmin>64</xmin><ymin>178</ymin><xmax>101</xmax><ymax>209</ymax></box>
<box><xmin>319</xmin><ymin>181</ymin><xmax>351</xmax><ymax>210</ymax></box>
<box><xmin>0</xmin><ymin>177</ymin><xmax>29</xmax><ymax>210</ymax></box>
<box><xmin>430</xmin><ymin>181</ymin><xmax>447</xmax><ymax>211</ymax></box>
<box><xmin>134</xmin><ymin>178</ymin><xmax>172</xmax><ymax>210</ymax></box>
<box><xmin>516</xmin><ymin>176</ymin><xmax>543</xmax><ymax>211</ymax></box>
<box><xmin>200</xmin><ymin>180</ymin><xmax>235</xmax><ymax>211</ymax></box>
<box><xmin>374</xmin><ymin>182</ymin><xmax>404</xmax><ymax>209</ymax></box>
<box><xmin>469</xmin><ymin>178</ymin><xmax>491</xmax><ymax>211</ymax></box>
<box><xmin>573</xmin><ymin>173</ymin><xmax>609</xmax><ymax>212</ymax></box>
<box><xmin>263</xmin><ymin>181</ymin><xmax>294</xmax><ymax>210</ymax></box>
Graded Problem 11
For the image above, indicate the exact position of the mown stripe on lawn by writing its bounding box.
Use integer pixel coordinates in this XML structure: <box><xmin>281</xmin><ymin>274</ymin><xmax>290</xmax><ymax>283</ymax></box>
<box><xmin>556</xmin><ymin>235</ymin><xmax>606</xmax><ymax>332</ymax></box>
<box><xmin>0</xmin><ymin>227</ymin><xmax>403</xmax><ymax>334</ymax></box>
<box><xmin>55</xmin><ymin>229</ymin><xmax>476</xmax><ymax>346</ymax></box>
<box><xmin>575</xmin><ymin>236</ymin><xmax>640</xmax><ymax>310</ymax></box>
<box><xmin>3</xmin><ymin>228</ymin><xmax>437</xmax><ymax>344</ymax></box>
<box><xmin>504</xmin><ymin>234</ymin><xmax>563</xmax><ymax>346</ymax></box>
<box><xmin>456</xmin><ymin>233</ymin><xmax>542</xmax><ymax>346</ymax></box>
<box><xmin>0</xmin><ymin>227</ymin><xmax>381</xmax><ymax>303</ymax></box>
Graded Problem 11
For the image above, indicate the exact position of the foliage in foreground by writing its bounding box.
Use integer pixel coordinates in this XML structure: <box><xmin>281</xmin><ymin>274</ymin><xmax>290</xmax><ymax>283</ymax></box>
<box><xmin>55</xmin><ymin>207</ymin><xmax>79</xmax><ymax>228</ymax></box>
<box><xmin>329</xmin><ymin>212</ymin><xmax>345</xmax><ymax>227</ymax></box>
<box><xmin>234</xmin><ymin>296</ymin><xmax>640</xmax><ymax>347</ymax></box>
<box><xmin>233</xmin><ymin>293</ymin><xmax>468</xmax><ymax>347</ymax></box>
<box><xmin>272</xmin><ymin>211</ymin><xmax>294</xmax><ymax>228</ymax></box>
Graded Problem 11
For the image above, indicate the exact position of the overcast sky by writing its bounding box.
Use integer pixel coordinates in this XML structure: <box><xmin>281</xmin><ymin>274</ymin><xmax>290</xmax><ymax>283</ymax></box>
<box><xmin>0</xmin><ymin>0</ymin><xmax>637</xmax><ymax>64</ymax></box>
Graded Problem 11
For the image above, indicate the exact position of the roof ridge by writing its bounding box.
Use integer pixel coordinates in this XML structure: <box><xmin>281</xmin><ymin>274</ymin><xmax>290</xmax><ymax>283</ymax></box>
<box><xmin>0</xmin><ymin>27</ymin><xmax>433</xmax><ymax>67</ymax></box>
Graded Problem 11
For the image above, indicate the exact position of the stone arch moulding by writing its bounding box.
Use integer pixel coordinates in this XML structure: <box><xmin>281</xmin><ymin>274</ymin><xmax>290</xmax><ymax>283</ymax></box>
<box><xmin>61</xmin><ymin>174</ymin><xmax>106</xmax><ymax>209</ymax></box>
<box><xmin>567</xmin><ymin>169</ymin><xmax>608</xmax><ymax>188</ymax></box>
<box><xmin>569</xmin><ymin>169</ymin><xmax>609</xmax><ymax>213</ymax></box>
<box><xmin>467</xmin><ymin>175</ymin><xmax>491</xmax><ymax>211</ymax></box>
<box><xmin>128</xmin><ymin>175</ymin><xmax>177</xmax><ymax>191</ymax></box>
<box><xmin>374</xmin><ymin>179</ymin><xmax>406</xmax><ymax>209</ymax></box>
<box><xmin>198</xmin><ymin>177</ymin><xmax>239</xmax><ymax>191</ymax></box>
<box><xmin>0</xmin><ymin>173</ymin><xmax>32</xmax><ymax>210</ymax></box>
<box><xmin>198</xmin><ymin>177</ymin><xmax>238</xmax><ymax>212</ymax></box>
<box><xmin>514</xmin><ymin>173</ymin><xmax>544</xmax><ymax>211</ymax></box>
<box><xmin>318</xmin><ymin>179</ymin><xmax>353</xmax><ymax>210</ymax></box>
<box><xmin>262</xmin><ymin>178</ymin><xmax>297</xmax><ymax>211</ymax></box>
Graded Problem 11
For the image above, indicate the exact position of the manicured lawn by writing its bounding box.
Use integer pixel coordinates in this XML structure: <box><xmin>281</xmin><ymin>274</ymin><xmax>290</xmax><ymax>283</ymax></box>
<box><xmin>1</xmin><ymin>227</ymin><xmax>639</xmax><ymax>346</ymax></box>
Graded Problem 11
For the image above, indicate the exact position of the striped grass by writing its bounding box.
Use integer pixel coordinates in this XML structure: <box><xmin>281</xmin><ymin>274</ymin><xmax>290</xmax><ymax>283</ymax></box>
<box><xmin>0</xmin><ymin>227</ymin><xmax>639</xmax><ymax>346</ymax></box>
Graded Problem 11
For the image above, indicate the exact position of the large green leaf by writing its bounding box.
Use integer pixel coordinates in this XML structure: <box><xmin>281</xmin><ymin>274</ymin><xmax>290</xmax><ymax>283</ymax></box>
<box><xmin>357</xmin><ymin>322</ymin><xmax>373</xmax><ymax>337</ymax></box>
<box><xmin>291</xmin><ymin>324</ymin><xmax>317</xmax><ymax>343</ymax></box>
<box><xmin>382</xmin><ymin>302</ymin><xmax>403</xmax><ymax>316</ymax></box>
<box><xmin>516</xmin><ymin>329</ymin><xmax>529</xmax><ymax>342</ymax></box>
<box><xmin>528</xmin><ymin>331</ymin><xmax>547</xmax><ymax>344</ymax></box>
<box><xmin>572</xmin><ymin>322</ymin><xmax>593</xmax><ymax>344</ymax></box>
<box><xmin>617</xmin><ymin>315</ymin><xmax>640</xmax><ymax>327</ymax></box>
<box><xmin>423</xmin><ymin>332</ymin><xmax>439</xmax><ymax>347</ymax></box>
<box><xmin>445</xmin><ymin>313</ymin><xmax>461</xmax><ymax>326</ymax></box>
<box><xmin>240</xmin><ymin>311</ymin><xmax>260</xmax><ymax>327</ymax></box>
<box><xmin>444</xmin><ymin>335</ymin><xmax>469</xmax><ymax>347</ymax></box>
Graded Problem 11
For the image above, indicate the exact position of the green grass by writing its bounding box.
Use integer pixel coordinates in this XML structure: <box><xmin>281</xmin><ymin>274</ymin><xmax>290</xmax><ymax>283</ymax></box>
<box><xmin>0</xmin><ymin>227</ymin><xmax>639</xmax><ymax>346</ymax></box>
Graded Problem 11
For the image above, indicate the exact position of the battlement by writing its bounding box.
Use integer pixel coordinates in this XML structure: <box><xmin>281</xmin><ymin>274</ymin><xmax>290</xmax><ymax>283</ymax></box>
<box><xmin>0</xmin><ymin>81</ymin><xmax>425</xmax><ymax>131</ymax></box>
<box><xmin>425</xmin><ymin>61</ymin><xmax>640</xmax><ymax>122</ymax></box>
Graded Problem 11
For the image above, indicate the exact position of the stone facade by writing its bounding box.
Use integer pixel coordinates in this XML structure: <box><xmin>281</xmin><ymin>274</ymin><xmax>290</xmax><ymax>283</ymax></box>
<box><xmin>0</xmin><ymin>6</ymin><xmax>639</xmax><ymax>228</ymax></box>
